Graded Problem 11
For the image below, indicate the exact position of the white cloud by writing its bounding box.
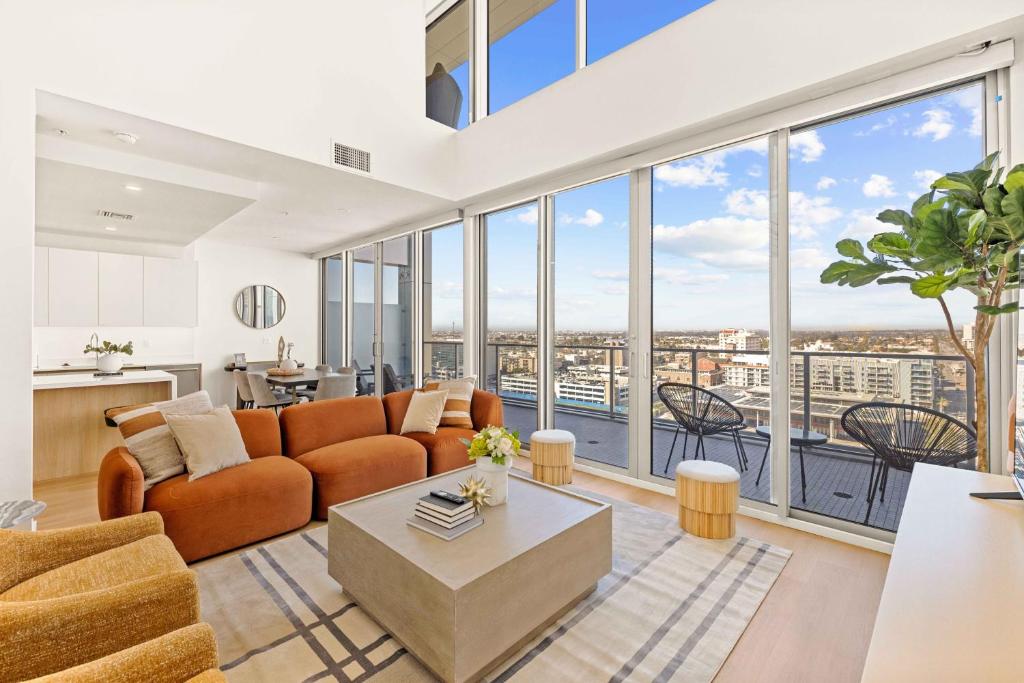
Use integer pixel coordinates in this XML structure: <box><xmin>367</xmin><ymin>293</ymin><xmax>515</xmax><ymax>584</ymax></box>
<box><xmin>791</xmin><ymin>247</ymin><xmax>831</xmax><ymax>270</ymax></box>
<box><xmin>840</xmin><ymin>208</ymin><xmax>890</xmax><ymax>241</ymax></box>
<box><xmin>854</xmin><ymin>115</ymin><xmax>899</xmax><ymax>137</ymax></box>
<box><xmin>724</xmin><ymin>188</ymin><xmax>770</xmax><ymax>219</ymax></box>
<box><xmin>488</xmin><ymin>286</ymin><xmax>536</xmax><ymax>299</ymax></box>
<box><xmin>652</xmin><ymin>268</ymin><xmax>729</xmax><ymax>287</ymax></box>
<box><xmin>913</xmin><ymin>169</ymin><xmax>942</xmax><ymax>191</ymax></box>
<box><xmin>653</xmin><ymin>153</ymin><xmax>729</xmax><ymax>188</ymax></box>
<box><xmin>790</xmin><ymin>130</ymin><xmax>825</xmax><ymax>162</ymax></box>
<box><xmin>746</xmin><ymin>165</ymin><xmax>763</xmax><ymax>178</ymax></box>
<box><xmin>437</xmin><ymin>281</ymin><xmax>463</xmax><ymax>299</ymax></box>
<box><xmin>576</xmin><ymin>208</ymin><xmax>604</xmax><ymax>227</ymax></box>
<box><xmin>862</xmin><ymin>174</ymin><xmax>896</xmax><ymax>198</ymax></box>
<box><xmin>914</xmin><ymin>108</ymin><xmax>954</xmax><ymax>141</ymax></box>
<box><xmin>653</xmin><ymin>217</ymin><xmax>769</xmax><ymax>270</ymax></box>
<box><xmin>591</xmin><ymin>270</ymin><xmax>628</xmax><ymax>281</ymax></box>
<box><xmin>816</xmin><ymin>176</ymin><xmax>837</xmax><ymax>190</ymax></box>
<box><xmin>599</xmin><ymin>284</ymin><xmax>629</xmax><ymax>296</ymax></box>
<box><xmin>515</xmin><ymin>206</ymin><xmax>538</xmax><ymax>224</ymax></box>
<box><xmin>723</xmin><ymin>188</ymin><xmax>840</xmax><ymax>239</ymax></box>
<box><xmin>948</xmin><ymin>87</ymin><xmax>982</xmax><ymax>137</ymax></box>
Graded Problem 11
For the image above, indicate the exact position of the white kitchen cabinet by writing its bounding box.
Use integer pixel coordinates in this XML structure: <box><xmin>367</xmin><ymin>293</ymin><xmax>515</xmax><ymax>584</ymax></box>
<box><xmin>34</xmin><ymin>247</ymin><xmax>48</xmax><ymax>326</ymax></box>
<box><xmin>98</xmin><ymin>253</ymin><xmax>144</xmax><ymax>326</ymax></box>
<box><xmin>143</xmin><ymin>257</ymin><xmax>197</xmax><ymax>327</ymax></box>
<box><xmin>48</xmin><ymin>248</ymin><xmax>98</xmax><ymax>326</ymax></box>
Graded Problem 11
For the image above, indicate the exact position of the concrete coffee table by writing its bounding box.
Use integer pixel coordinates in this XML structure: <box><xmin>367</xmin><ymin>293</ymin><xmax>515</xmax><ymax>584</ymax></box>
<box><xmin>328</xmin><ymin>467</ymin><xmax>612</xmax><ymax>683</ymax></box>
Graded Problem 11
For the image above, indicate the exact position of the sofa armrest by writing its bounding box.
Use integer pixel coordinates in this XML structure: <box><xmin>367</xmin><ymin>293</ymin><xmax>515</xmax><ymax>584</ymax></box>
<box><xmin>1</xmin><ymin>512</ymin><xmax>163</xmax><ymax>592</ymax></box>
<box><xmin>98</xmin><ymin>447</ymin><xmax>145</xmax><ymax>520</ymax></box>
<box><xmin>27</xmin><ymin>622</ymin><xmax>219</xmax><ymax>683</ymax></box>
<box><xmin>0</xmin><ymin>569</ymin><xmax>200</xmax><ymax>682</ymax></box>
<box><xmin>471</xmin><ymin>390</ymin><xmax>505</xmax><ymax>432</ymax></box>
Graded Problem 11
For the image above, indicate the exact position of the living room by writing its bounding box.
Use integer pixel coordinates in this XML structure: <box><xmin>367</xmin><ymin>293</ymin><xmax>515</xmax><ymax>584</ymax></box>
<box><xmin>3</xmin><ymin>1</ymin><xmax>1024</xmax><ymax>682</ymax></box>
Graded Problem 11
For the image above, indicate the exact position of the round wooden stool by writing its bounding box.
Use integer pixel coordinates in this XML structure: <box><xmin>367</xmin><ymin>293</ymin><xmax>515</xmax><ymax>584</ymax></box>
<box><xmin>675</xmin><ymin>460</ymin><xmax>740</xmax><ymax>539</ymax></box>
<box><xmin>530</xmin><ymin>429</ymin><xmax>575</xmax><ymax>485</ymax></box>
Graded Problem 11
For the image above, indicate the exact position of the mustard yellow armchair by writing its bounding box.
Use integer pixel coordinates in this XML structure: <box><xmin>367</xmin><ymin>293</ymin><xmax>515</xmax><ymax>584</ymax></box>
<box><xmin>27</xmin><ymin>623</ymin><xmax>225</xmax><ymax>683</ymax></box>
<box><xmin>0</xmin><ymin>513</ymin><xmax>201</xmax><ymax>682</ymax></box>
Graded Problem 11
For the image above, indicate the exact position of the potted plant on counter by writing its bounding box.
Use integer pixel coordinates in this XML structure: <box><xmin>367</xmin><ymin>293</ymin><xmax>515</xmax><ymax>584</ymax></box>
<box><xmin>461</xmin><ymin>426</ymin><xmax>521</xmax><ymax>505</ymax></box>
<box><xmin>84</xmin><ymin>340</ymin><xmax>134</xmax><ymax>374</ymax></box>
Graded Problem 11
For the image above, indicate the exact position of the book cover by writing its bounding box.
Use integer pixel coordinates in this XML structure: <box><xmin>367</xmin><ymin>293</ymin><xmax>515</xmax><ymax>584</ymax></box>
<box><xmin>417</xmin><ymin>493</ymin><xmax>473</xmax><ymax>516</ymax></box>
<box><xmin>414</xmin><ymin>509</ymin><xmax>476</xmax><ymax>529</ymax></box>
<box><xmin>407</xmin><ymin>515</ymin><xmax>483</xmax><ymax>541</ymax></box>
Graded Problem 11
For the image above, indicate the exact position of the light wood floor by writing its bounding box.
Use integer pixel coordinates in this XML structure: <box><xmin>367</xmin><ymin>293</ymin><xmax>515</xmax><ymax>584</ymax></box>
<box><xmin>34</xmin><ymin>459</ymin><xmax>889</xmax><ymax>683</ymax></box>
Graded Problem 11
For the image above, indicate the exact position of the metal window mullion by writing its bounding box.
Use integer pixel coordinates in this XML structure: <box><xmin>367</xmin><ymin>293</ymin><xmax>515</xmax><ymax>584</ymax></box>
<box><xmin>768</xmin><ymin>129</ymin><xmax>791</xmax><ymax>516</ymax></box>
<box><xmin>539</xmin><ymin>196</ymin><xmax>555</xmax><ymax>430</ymax></box>
<box><xmin>374</xmin><ymin>242</ymin><xmax>384</xmax><ymax>396</ymax></box>
<box><xmin>472</xmin><ymin>0</ymin><xmax>488</xmax><ymax>121</ymax></box>
<box><xmin>343</xmin><ymin>250</ymin><xmax>353</xmax><ymax>368</ymax></box>
<box><xmin>463</xmin><ymin>215</ymin><xmax>481</xmax><ymax>379</ymax></box>
<box><xmin>413</xmin><ymin>231</ymin><xmax>424</xmax><ymax>388</ymax></box>
<box><xmin>575</xmin><ymin>0</ymin><xmax>587</xmax><ymax>70</ymax></box>
<box><xmin>632</xmin><ymin>167</ymin><xmax>653</xmax><ymax>482</ymax></box>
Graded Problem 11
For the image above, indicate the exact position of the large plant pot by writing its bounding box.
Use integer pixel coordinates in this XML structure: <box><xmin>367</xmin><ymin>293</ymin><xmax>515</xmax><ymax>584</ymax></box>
<box><xmin>97</xmin><ymin>354</ymin><xmax>123</xmax><ymax>373</ymax></box>
<box><xmin>474</xmin><ymin>455</ymin><xmax>512</xmax><ymax>506</ymax></box>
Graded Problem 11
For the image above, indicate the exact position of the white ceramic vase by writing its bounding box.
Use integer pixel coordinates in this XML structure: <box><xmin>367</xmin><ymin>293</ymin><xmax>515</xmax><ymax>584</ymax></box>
<box><xmin>97</xmin><ymin>353</ymin><xmax>122</xmax><ymax>373</ymax></box>
<box><xmin>280</xmin><ymin>358</ymin><xmax>298</xmax><ymax>372</ymax></box>
<box><xmin>474</xmin><ymin>455</ymin><xmax>512</xmax><ymax>506</ymax></box>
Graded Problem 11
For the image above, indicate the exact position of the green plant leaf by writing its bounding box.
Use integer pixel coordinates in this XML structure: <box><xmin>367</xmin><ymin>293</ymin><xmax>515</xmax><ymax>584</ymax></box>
<box><xmin>819</xmin><ymin>260</ymin><xmax>859</xmax><ymax>284</ymax></box>
<box><xmin>975</xmin><ymin>152</ymin><xmax>999</xmax><ymax>172</ymax></box>
<box><xmin>910</xmin><ymin>274</ymin><xmax>952</xmax><ymax>298</ymax></box>
<box><xmin>844</xmin><ymin>262</ymin><xmax>896</xmax><ymax>287</ymax></box>
<box><xmin>876</xmin><ymin>276</ymin><xmax>916</xmax><ymax>285</ymax></box>
<box><xmin>982</xmin><ymin>186</ymin><xmax>1006</xmax><ymax>216</ymax></box>
<box><xmin>1000</xmin><ymin>187</ymin><xmax>1024</xmax><ymax>240</ymax></box>
<box><xmin>876</xmin><ymin>209</ymin><xmax>915</xmax><ymax>234</ymax></box>
<box><xmin>835</xmin><ymin>239</ymin><xmax>869</xmax><ymax>262</ymax></box>
<box><xmin>974</xmin><ymin>304</ymin><xmax>1014</xmax><ymax>316</ymax></box>
<box><xmin>1004</xmin><ymin>164</ymin><xmax>1024</xmax><ymax>193</ymax></box>
<box><xmin>912</xmin><ymin>195</ymin><xmax>946</xmax><ymax>224</ymax></box>
<box><xmin>867</xmin><ymin>232</ymin><xmax>911</xmax><ymax>257</ymax></box>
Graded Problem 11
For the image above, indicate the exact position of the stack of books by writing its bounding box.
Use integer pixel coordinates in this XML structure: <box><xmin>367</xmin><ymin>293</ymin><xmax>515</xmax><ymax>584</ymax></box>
<box><xmin>407</xmin><ymin>490</ymin><xmax>484</xmax><ymax>540</ymax></box>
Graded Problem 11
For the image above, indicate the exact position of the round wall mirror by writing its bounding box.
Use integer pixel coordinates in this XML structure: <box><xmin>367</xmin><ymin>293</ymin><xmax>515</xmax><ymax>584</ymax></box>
<box><xmin>235</xmin><ymin>285</ymin><xmax>286</xmax><ymax>329</ymax></box>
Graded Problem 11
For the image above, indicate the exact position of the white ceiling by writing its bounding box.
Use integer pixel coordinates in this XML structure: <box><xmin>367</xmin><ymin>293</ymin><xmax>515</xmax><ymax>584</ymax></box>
<box><xmin>35</xmin><ymin>92</ymin><xmax>455</xmax><ymax>254</ymax></box>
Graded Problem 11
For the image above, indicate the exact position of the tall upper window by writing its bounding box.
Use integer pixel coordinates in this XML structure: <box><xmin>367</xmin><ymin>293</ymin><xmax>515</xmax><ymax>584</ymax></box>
<box><xmin>426</xmin><ymin>0</ymin><xmax>471</xmax><ymax>129</ymax></box>
<box><xmin>488</xmin><ymin>0</ymin><xmax>575</xmax><ymax>114</ymax></box>
<box><xmin>423</xmin><ymin>222</ymin><xmax>465</xmax><ymax>379</ymax></box>
<box><xmin>586</xmin><ymin>0</ymin><xmax>713</xmax><ymax>64</ymax></box>
<box><xmin>323</xmin><ymin>255</ymin><xmax>344</xmax><ymax>372</ymax></box>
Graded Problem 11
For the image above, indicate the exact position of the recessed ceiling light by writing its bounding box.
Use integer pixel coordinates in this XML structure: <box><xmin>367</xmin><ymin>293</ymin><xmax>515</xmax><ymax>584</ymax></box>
<box><xmin>124</xmin><ymin>184</ymin><xmax>142</xmax><ymax>192</ymax></box>
<box><xmin>113</xmin><ymin>131</ymin><xmax>138</xmax><ymax>145</ymax></box>
<box><xmin>104</xmin><ymin>226</ymin><xmax>118</xmax><ymax>232</ymax></box>
<box><xmin>53</xmin><ymin>128</ymin><xmax>69</xmax><ymax>137</ymax></box>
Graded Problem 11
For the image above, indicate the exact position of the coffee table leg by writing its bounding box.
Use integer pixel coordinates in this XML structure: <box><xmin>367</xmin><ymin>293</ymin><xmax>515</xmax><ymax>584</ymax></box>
<box><xmin>755</xmin><ymin>436</ymin><xmax>770</xmax><ymax>486</ymax></box>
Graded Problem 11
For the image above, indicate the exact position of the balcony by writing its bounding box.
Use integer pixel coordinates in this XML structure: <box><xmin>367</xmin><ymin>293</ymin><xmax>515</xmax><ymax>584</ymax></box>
<box><xmin>423</xmin><ymin>341</ymin><xmax>974</xmax><ymax>533</ymax></box>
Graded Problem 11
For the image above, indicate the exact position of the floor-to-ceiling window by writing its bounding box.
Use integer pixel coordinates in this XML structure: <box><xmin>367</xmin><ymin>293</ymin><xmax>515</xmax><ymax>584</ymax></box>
<box><xmin>352</xmin><ymin>245</ymin><xmax>376</xmax><ymax>395</ymax></box>
<box><xmin>488</xmin><ymin>0</ymin><xmax>575</xmax><ymax>114</ymax></box>
<box><xmin>381</xmin><ymin>235</ymin><xmax>415</xmax><ymax>394</ymax></box>
<box><xmin>585</xmin><ymin>0</ymin><xmax>713</xmax><ymax>64</ymax></box>
<box><xmin>552</xmin><ymin>175</ymin><xmax>631</xmax><ymax>469</ymax></box>
<box><xmin>322</xmin><ymin>255</ymin><xmax>344</xmax><ymax>371</ymax></box>
<box><xmin>650</xmin><ymin>138</ymin><xmax>772</xmax><ymax>502</ymax></box>
<box><xmin>484</xmin><ymin>202</ymin><xmax>539</xmax><ymax>443</ymax></box>
<box><xmin>423</xmin><ymin>222</ymin><xmax>465</xmax><ymax>380</ymax></box>
<box><xmin>426</xmin><ymin>0</ymin><xmax>471</xmax><ymax>129</ymax></box>
<box><xmin>788</xmin><ymin>83</ymin><xmax>984</xmax><ymax>531</ymax></box>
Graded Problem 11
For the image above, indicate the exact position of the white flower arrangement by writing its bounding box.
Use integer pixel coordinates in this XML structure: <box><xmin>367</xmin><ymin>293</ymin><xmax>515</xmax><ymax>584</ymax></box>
<box><xmin>460</xmin><ymin>425</ymin><xmax>521</xmax><ymax>466</ymax></box>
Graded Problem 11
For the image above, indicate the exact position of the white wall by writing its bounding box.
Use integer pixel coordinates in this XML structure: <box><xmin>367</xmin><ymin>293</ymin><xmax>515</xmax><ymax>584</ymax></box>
<box><xmin>194</xmin><ymin>239</ymin><xmax>319</xmax><ymax>407</ymax></box>
<box><xmin>454</xmin><ymin>0</ymin><xmax>1024</xmax><ymax>199</ymax></box>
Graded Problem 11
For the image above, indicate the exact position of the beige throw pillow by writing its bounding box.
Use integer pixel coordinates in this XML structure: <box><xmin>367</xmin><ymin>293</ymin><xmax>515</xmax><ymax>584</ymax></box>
<box><xmin>165</xmin><ymin>405</ymin><xmax>251</xmax><ymax>481</ymax></box>
<box><xmin>400</xmin><ymin>389</ymin><xmax>449</xmax><ymax>435</ymax></box>
<box><xmin>107</xmin><ymin>390</ymin><xmax>214</xmax><ymax>489</ymax></box>
<box><xmin>422</xmin><ymin>375</ymin><xmax>476</xmax><ymax>429</ymax></box>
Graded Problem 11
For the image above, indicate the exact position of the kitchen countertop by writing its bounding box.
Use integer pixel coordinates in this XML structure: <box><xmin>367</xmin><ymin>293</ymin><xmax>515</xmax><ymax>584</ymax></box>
<box><xmin>32</xmin><ymin>369</ymin><xmax>178</xmax><ymax>392</ymax></box>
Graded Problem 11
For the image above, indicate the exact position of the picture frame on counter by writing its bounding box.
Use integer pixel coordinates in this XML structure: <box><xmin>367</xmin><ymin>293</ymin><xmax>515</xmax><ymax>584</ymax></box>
<box><xmin>233</xmin><ymin>353</ymin><xmax>246</xmax><ymax>368</ymax></box>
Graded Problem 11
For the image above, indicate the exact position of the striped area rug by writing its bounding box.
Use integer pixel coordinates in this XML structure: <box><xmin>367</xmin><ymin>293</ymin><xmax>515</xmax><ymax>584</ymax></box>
<box><xmin>196</xmin><ymin>492</ymin><xmax>790</xmax><ymax>682</ymax></box>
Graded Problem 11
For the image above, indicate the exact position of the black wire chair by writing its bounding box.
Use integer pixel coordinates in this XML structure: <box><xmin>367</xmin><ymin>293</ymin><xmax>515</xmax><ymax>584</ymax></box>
<box><xmin>658</xmin><ymin>383</ymin><xmax>749</xmax><ymax>475</ymax></box>
<box><xmin>841</xmin><ymin>402</ymin><xmax>977</xmax><ymax>524</ymax></box>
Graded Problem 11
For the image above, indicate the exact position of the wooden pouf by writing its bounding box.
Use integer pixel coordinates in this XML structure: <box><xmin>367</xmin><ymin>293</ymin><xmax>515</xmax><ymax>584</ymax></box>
<box><xmin>675</xmin><ymin>460</ymin><xmax>740</xmax><ymax>539</ymax></box>
<box><xmin>530</xmin><ymin>429</ymin><xmax>575</xmax><ymax>485</ymax></box>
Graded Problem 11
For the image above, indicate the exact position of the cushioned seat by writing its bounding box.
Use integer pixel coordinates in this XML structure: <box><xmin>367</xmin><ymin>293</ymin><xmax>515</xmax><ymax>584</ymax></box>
<box><xmin>1</xmin><ymin>534</ymin><xmax>185</xmax><ymax>602</ymax></box>
<box><xmin>295</xmin><ymin>435</ymin><xmax>427</xmax><ymax>518</ymax></box>
<box><xmin>401</xmin><ymin>427</ymin><xmax>476</xmax><ymax>475</ymax></box>
<box><xmin>144</xmin><ymin>456</ymin><xmax>312</xmax><ymax>562</ymax></box>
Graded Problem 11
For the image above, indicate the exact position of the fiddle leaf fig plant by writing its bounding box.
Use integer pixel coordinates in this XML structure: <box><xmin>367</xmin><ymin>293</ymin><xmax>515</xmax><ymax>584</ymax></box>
<box><xmin>820</xmin><ymin>153</ymin><xmax>1024</xmax><ymax>472</ymax></box>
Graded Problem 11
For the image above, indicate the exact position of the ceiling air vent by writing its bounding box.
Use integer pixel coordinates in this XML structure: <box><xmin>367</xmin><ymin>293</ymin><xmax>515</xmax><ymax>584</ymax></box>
<box><xmin>332</xmin><ymin>142</ymin><xmax>371</xmax><ymax>174</ymax></box>
<box><xmin>97</xmin><ymin>210</ymin><xmax>134</xmax><ymax>221</ymax></box>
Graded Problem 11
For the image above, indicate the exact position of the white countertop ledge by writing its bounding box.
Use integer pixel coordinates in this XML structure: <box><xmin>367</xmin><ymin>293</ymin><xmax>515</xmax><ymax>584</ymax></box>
<box><xmin>32</xmin><ymin>370</ymin><xmax>178</xmax><ymax>392</ymax></box>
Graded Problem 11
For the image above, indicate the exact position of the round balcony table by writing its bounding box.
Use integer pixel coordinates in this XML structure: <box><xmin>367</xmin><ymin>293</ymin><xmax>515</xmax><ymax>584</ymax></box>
<box><xmin>753</xmin><ymin>426</ymin><xmax>827</xmax><ymax>503</ymax></box>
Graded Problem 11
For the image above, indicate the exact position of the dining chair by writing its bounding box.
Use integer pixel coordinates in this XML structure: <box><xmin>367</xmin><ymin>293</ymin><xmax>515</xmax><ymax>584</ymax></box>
<box><xmin>246</xmin><ymin>373</ymin><xmax>299</xmax><ymax>413</ymax></box>
<box><xmin>233</xmin><ymin>369</ymin><xmax>254</xmax><ymax>409</ymax></box>
<box><xmin>315</xmin><ymin>364</ymin><xmax>333</xmax><ymax>373</ymax></box>
<box><xmin>657</xmin><ymin>382</ymin><xmax>749</xmax><ymax>474</ymax></box>
<box><xmin>311</xmin><ymin>374</ymin><xmax>357</xmax><ymax>401</ymax></box>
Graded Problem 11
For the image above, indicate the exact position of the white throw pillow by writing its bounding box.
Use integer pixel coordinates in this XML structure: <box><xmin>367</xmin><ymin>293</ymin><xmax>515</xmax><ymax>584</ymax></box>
<box><xmin>400</xmin><ymin>389</ymin><xmax>450</xmax><ymax>435</ymax></box>
<box><xmin>165</xmin><ymin>405</ymin><xmax>251</xmax><ymax>481</ymax></box>
<box><xmin>422</xmin><ymin>375</ymin><xmax>476</xmax><ymax>429</ymax></box>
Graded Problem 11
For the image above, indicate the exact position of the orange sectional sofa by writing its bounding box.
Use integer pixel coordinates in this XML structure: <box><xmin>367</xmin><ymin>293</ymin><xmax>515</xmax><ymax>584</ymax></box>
<box><xmin>98</xmin><ymin>391</ymin><xmax>503</xmax><ymax>561</ymax></box>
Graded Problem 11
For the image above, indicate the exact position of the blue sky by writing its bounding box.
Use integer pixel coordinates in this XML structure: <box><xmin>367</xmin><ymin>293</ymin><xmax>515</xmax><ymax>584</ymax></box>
<box><xmin>432</xmin><ymin>6</ymin><xmax>986</xmax><ymax>334</ymax></box>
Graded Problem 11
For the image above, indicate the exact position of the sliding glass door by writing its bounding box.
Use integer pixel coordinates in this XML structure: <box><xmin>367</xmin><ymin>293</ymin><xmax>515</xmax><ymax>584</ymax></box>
<box><xmin>423</xmin><ymin>222</ymin><xmax>465</xmax><ymax>380</ymax></box>
<box><xmin>380</xmin><ymin>235</ymin><xmax>415</xmax><ymax>394</ymax></box>
<box><xmin>351</xmin><ymin>245</ymin><xmax>377</xmax><ymax>395</ymax></box>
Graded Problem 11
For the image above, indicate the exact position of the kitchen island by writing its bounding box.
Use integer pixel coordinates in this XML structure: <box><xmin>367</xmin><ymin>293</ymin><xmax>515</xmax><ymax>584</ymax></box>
<box><xmin>32</xmin><ymin>370</ymin><xmax>177</xmax><ymax>482</ymax></box>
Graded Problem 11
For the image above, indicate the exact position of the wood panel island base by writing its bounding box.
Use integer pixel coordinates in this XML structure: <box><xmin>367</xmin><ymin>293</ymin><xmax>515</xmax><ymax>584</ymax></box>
<box><xmin>328</xmin><ymin>469</ymin><xmax>612</xmax><ymax>683</ymax></box>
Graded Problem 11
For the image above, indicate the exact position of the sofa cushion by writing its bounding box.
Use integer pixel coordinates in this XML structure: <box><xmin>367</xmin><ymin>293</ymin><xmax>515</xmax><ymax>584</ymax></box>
<box><xmin>166</xmin><ymin>406</ymin><xmax>251</xmax><ymax>481</ymax></box>
<box><xmin>401</xmin><ymin>427</ymin><xmax>477</xmax><ymax>476</ymax></box>
<box><xmin>280</xmin><ymin>396</ymin><xmax>387</xmax><ymax>457</ymax></box>
<box><xmin>0</xmin><ymin>534</ymin><xmax>185</xmax><ymax>602</ymax></box>
<box><xmin>400</xmin><ymin>389</ymin><xmax>448</xmax><ymax>435</ymax></box>
<box><xmin>422</xmin><ymin>376</ymin><xmax>476</xmax><ymax>429</ymax></box>
<box><xmin>144</xmin><ymin>456</ymin><xmax>312</xmax><ymax>562</ymax></box>
<box><xmin>294</xmin><ymin>435</ymin><xmax>427</xmax><ymax>519</ymax></box>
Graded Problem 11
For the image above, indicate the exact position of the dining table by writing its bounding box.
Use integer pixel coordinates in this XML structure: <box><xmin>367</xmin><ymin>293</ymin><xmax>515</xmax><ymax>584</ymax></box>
<box><xmin>256</xmin><ymin>368</ymin><xmax>339</xmax><ymax>399</ymax></box>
